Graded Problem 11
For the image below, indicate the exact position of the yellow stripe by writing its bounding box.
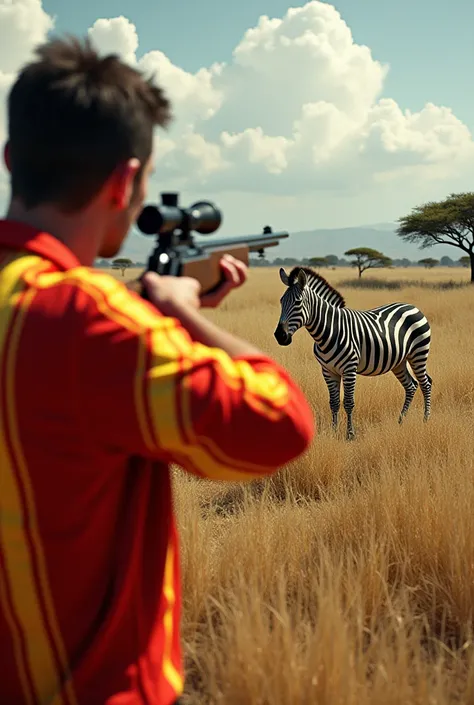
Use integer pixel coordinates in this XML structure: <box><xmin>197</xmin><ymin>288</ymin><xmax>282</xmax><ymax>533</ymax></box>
<box><xmin>0</xmin><ymin>253</ymin><xmax>77</xmax><ymax>704</ymax></box>
<box><xmin>167</xmin><ymin>325</ymin><xmax>290</xmax><ymax>410</ymax></box>
<box><xmin>134</xmin><ymin>331</ymin><xmax>156</xmax><ymax>450</ymax></box>
<box><xmin>146</xmin><ymin>330</ymin><xmax>268</xmax><ymax>481</ymax></box>
<box><xmin>6</xmin><ymin>290</ymin><xmax>78</xmax><ymax>705</ymax></box>
<box><xmin>162</xmin><ymin>538</ymin><xmax>184</xmax><ymax>694</ymax></box>
<box><xmin>165</xmin><ymin>327</ymin><xmax>290</xmax><ymax>477</ymax></box>
<box><xmin>179</xmin><ymin>379</ymin><xmax>272</xmax><ymax>479</ymax></box>
<box><xmin>0</xmin><ymin>555</ymin><xmax>35</xmax><ymax>705</ymax></box>
<box><xmin>25</xmin><ymin>266</ymin><xmax>165</xmax><ymax>335</ymax></box>
<box><xmin>146</xmin><ymin>328</ymin><xmax>184</xmax><ymax>449</ymax></box>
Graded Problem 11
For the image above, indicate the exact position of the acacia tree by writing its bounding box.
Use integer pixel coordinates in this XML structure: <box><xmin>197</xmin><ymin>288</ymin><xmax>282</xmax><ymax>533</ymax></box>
<box><xmin>344</xmin><ymin>247</ymin><xmax>392</xmax><ymax>278</ymax></box>
<box><xmin>459</xmin><ymin>256</ymin><xmax>470</xmax><ymax>268</ymax></box>
<box><xmin>396</xmin><ymin>192</ymin><xmax>474</xmax><ymax>283</ymax></box>
<box><xmin>112</xmin><ymin>258</ymin><xmax>133</xmax><ymax>276</ymax></box>
<box><xmin>418</xmin><ymin>257</ymin><xmax>439</xmax><ymax>269</ymax></box>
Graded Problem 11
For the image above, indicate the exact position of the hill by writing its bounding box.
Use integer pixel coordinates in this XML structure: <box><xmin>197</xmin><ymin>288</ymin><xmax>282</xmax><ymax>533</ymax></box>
<box><xmin>261</xmin><ymin>224</ymin><xmax>458</xmax><ymax>262</ymax></box>
<box><xmin>116</xmin><ymin>222</ymin><xmax>459</xmax><ymax>265</ymax></box>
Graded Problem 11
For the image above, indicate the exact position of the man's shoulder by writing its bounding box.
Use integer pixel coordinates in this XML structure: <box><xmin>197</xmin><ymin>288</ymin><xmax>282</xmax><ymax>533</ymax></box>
<box><xmin>26</xmin><ymin>264</ymin><xmax>166</xmax><ymax>334</ymax></box>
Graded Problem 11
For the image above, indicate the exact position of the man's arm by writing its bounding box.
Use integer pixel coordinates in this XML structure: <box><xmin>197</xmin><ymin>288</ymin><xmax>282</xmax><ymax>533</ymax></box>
<box><xmin>142</xmin><ymin>270</ymin><xmax>262</xmax><ymax>358</ymax></box>
<box><xmin>78</xmin><ymin>271</ymin><xmax>315</xmax><ymax>480</ymax></box>
<box><xmin>142</xmin><ymin>319</ymin><xmax>314</xmax><ymax>479</ymax></box>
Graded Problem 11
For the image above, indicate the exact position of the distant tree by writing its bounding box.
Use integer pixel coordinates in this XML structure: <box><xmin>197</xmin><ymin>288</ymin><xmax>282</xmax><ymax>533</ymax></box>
<box><xmin>393</xmin><ymin>258</ymin><xmax>412</xmax><ymax>268</ymax></box>
<box><xmin>440</xmin><ymin>255</ymin><xmax>454</xmax><ymax>267</ymax></box>
<box><xmin>459</xmin><ymin>256</ymin><xmax>470</xmax><ymax>268</ymax></box>
<box><xmin>344</xmin><ymin>247</ymin><xmax>392</xmax><ymax>278</ymax></box>
<box><xmin>309</xmin><ymin>257</ymin><xmax>328</xmax><ymax>269</ymax></box>
<box><xmin>250</xmin><ymin>256</ymin><xmax>268</xmax><ymax>267</ymax></box>
<box><xmin>112</xmin><ymin>258</ymin><xmax>133</xmax><ymax>276</ymax></box>
<box><xmin>396</xmin><ymin>192</ymin><xmax>474</xmax><ymax>283</ymax></box>
<box><xmin>325</xmin><ymin>254</ymin><xmax>339</xmax><ymax>266</ymax></box>
<box><xmin>418</xmin><ymin>257</ymin><xmax>439</xmax><ymax>269</ymax></box>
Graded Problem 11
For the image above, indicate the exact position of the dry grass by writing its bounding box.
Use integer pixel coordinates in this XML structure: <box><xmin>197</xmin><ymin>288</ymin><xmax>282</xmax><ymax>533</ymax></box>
<box><xmin>112</xmin><ymin>264</ymin><xmax>474</xmax><ymax>703</ymax></box>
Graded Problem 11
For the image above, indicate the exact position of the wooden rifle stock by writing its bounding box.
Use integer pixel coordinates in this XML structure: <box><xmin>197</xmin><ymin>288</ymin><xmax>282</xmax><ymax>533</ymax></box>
<box><xmin>182</xmin><ymin>244</ymin><xmax>250</xmax><ymax>294</ymax></box>
<box><xmin>190</xmin><ymin>231</ymin><xmax>289</xmax><ymax>292</ymax></box>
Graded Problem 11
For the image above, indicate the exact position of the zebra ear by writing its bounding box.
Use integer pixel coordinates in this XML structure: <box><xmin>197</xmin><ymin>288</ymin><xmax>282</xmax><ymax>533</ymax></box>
<box><xmin>297</xmin><ymin>269</ymin><xmax>307</xmax><ymax>289</ymax></box>
<box><xmin>279</xmin><ymin>268</ymin><xmax>290</xmax><ymax>286</ymax></box>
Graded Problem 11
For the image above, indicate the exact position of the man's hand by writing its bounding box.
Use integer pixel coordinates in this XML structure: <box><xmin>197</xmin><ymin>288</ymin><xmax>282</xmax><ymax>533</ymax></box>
<box><xmin>141</xmin><ymin>273</ymin><xmax>201</xmax><ymax>317</ymax></box>
<box><xmin>200</xmin><ymin>254</ymin><xmax>247</xmax><ymax>308</ymax></box>
<box><xmin>141</xmin><ymin>254</ymin><xmax>247</xmax><ymax>316</ymax></box>
<box><xmin>140</xmin><ymin>255</ymin><xmax>260</xmax><ymax>357</ymax></box>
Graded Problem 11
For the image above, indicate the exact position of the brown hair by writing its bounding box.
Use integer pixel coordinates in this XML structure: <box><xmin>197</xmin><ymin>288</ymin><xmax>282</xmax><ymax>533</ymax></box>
<box><xmin>6</xmin><ymin>35</ymin><xmax>172</xmax><ymax>211</ymax></box>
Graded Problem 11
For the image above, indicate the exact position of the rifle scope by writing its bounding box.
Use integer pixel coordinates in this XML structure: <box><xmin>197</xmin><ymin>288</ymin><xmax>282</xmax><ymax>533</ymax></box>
<box><xmin>136</xmin><ymin>192</ymin><xmax>222</xmax><ymax>237</ymax></box>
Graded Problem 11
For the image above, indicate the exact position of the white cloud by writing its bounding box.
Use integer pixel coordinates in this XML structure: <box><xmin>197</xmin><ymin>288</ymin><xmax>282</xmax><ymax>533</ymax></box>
<box><xmin>0</xmin><ymin>0</ymin><xmax>473</xmax><ymax>215</ymax></box>
<box><xmin>139</xmin><ymin>51</ymin><xmax>224</xmax><ymax>125</ymax></box>
<box><xmin>88</xmin><ymin>16</ymin><xmax>138</xmax><ymax>67</ymax></box>
<box><xmin>84</xmin><ymin>1</ymin><xmax>472</xmax><ymax>195</ymax></box>
<box><xmin>0</xmin><ymin>0</ymin><xmax>53</xmax><ymax>74</ymax></box>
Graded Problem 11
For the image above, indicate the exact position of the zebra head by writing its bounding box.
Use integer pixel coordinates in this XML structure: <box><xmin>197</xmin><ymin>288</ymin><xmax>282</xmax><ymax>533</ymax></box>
<box><xmin>274</xmin><ymin>267</ymin><xmax>310</xmax><ymax>346</ymax></box>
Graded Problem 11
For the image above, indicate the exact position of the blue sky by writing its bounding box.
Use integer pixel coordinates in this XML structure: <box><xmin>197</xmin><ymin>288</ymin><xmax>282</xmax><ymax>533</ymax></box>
<box><xmin>43</xmin><ymin>0</ymin><xmax>474</xmax><ymax>132</ymax></box>
<box><xmin>1</xmin><ymin>0</ymin><xmax>473</xmax><ymax>259</ymax></box>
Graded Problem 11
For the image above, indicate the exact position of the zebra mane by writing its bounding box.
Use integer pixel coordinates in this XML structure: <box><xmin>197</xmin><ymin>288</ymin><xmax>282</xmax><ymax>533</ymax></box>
<box><xmin>288</xmin><ymin>266</ymin><xmax>346</xmax><ymax>308</ymax></box>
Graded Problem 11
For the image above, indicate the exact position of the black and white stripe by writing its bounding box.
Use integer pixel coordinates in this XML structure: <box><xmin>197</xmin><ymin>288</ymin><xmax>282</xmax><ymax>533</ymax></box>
<box><xmin>274</xmin><ymin>266</ymin><xmax>432</xmax><ymax>439</ymax></box>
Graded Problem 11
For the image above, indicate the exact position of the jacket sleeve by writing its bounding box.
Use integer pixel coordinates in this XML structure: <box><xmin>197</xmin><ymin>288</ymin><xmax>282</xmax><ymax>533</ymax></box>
<box><xmin>79</xmin><ymin>280</ymin><xmax>315</xmax><ymax>480</ymax></box>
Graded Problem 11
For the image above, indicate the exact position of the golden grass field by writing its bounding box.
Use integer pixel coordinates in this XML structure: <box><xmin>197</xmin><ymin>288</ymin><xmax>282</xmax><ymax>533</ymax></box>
<box><xmin>113</xmin><ymin>264</ymin><xmax>474</xmax><ymax>703</ymax></box>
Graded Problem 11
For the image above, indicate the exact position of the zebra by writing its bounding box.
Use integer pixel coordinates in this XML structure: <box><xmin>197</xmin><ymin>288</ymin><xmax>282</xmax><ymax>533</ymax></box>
<box><xmin>273</xmin><ymin>266</ymin><xmax>432</xmax><ymax>440</ymax></box>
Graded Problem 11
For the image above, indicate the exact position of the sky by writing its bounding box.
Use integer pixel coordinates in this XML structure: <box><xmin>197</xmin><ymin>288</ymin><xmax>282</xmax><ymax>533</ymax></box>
<box><xmin>0</xmin><ymin>0</ymin><xmax>473</xmax><ymax>258</ymax></box>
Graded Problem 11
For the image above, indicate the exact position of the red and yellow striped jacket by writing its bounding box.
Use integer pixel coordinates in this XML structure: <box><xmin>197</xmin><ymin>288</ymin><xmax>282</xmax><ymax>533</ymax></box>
<box><xmin>0</xmin><ymin>220</ymin><xmax>315</xmax><ymax>705</ymax></box>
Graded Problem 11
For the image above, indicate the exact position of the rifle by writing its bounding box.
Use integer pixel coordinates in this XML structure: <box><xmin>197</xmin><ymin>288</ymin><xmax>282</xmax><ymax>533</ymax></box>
<box><xmin>132</xmin><ymin>192</ymin><xmax>289</xmax><ymax>297</ymax></box>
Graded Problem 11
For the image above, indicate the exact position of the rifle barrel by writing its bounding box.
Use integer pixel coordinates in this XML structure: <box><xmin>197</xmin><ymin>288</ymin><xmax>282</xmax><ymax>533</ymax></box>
<box><xmin>197</xmin><ymin>231</ymin><xmax>289</xmax><ymax>253</ymax></box>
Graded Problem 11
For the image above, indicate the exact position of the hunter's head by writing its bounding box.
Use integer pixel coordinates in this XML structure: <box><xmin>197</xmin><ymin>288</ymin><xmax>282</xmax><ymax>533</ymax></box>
<box><xmin>4</xmin><ymin>35</ymin><xmax>172</xmax><ymax>260</ymax></box>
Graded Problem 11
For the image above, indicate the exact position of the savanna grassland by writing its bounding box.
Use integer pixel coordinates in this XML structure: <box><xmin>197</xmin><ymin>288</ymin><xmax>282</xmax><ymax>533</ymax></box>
<box><xmin>114</xmin><ymin>265</ymin><xmax>474</xmax><ymax>704</ymax></box>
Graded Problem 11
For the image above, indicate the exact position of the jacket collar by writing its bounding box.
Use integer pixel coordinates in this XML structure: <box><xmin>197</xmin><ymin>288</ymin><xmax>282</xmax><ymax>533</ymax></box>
<box><xmin>0</xmin><ymin>219</ymin><xmax>81</xmax><ymax>271</ymax></box>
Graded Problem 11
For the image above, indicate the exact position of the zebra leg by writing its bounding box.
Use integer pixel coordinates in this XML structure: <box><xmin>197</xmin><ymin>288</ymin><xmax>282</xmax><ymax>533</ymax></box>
<box><xmin>321</xmin><ymin>367</ymin><xmax>341</xmax><ymax>430</ymax></box>
<box><xmin>409</xmin><ymin>358</ymin><xmax>433</xmax><ymax>421</ymax></box>
<box><xmin>342</xmin><ymin>368</ymin><xmax>357</xmax><ymax>440</ymax></box>
<box><xmin>392</xmin><ymin>361</ymin><xmax>418</xmax><ymax>423</ymax></box>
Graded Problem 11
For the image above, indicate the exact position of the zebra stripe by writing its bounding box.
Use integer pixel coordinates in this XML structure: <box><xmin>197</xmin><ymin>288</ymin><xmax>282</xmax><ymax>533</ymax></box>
<box><xmin>274</xmin><ymin>266</ymin><xmax>432</xmax><ymax>439</ymax></box>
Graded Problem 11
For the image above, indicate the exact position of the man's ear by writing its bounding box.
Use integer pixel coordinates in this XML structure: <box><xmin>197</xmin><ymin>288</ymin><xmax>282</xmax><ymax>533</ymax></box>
<box><xmin>108</xmin><ymin>158</ymin><xmax>141</xmax><ymax>209</ymax></box>
<box><xmin>3</xmin><ymin>142</ymin><xmax>11</xmax><ymax>173</ymax></box>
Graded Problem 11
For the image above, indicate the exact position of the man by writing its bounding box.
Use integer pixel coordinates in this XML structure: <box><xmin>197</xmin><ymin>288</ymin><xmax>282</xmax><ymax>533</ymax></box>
<box><xmin>0</xmin><ymin>35</ymin><xmax>315</xmax><ymax>705</ymax></box>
